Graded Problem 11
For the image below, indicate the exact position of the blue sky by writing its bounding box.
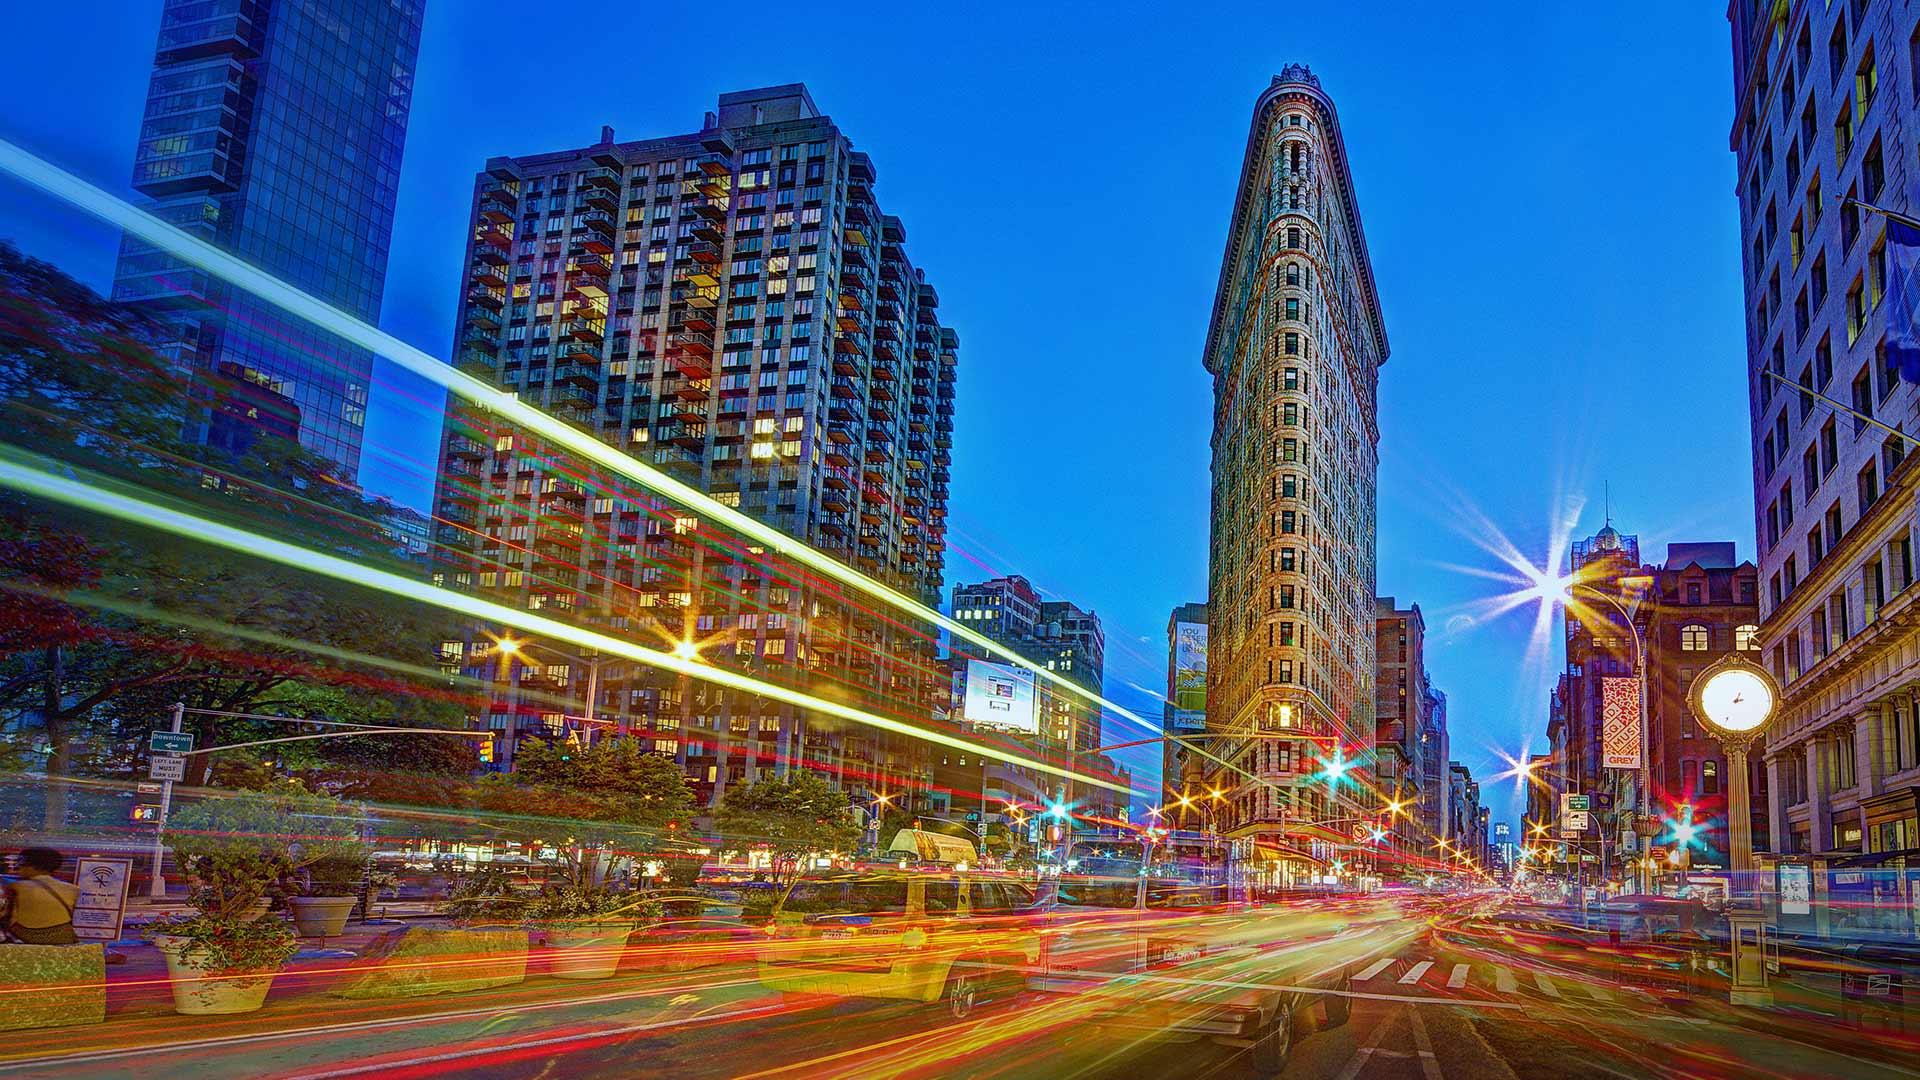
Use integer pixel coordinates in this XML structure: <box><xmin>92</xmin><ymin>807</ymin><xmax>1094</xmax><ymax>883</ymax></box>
<box><xmin>0</xmin><ymin>3</ymin><xmax>1752</xmax><ymax>827</ymax></box>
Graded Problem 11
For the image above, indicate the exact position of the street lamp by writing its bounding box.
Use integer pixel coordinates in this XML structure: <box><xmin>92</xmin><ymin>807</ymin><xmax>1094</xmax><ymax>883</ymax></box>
<box><xmin>1686</xmin><ymin>652</ymin><xmax>1780</xmax><ymax>1008</ymax></box>
<box><xmin>490</xmin><ymin>634</ymin><xmax>608</xmax><ymax>741</ymax></box>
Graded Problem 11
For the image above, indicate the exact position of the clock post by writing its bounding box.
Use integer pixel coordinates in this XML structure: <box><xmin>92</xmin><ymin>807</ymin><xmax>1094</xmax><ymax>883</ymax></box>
<box><xmin>1686</xmin><ymin>653</ymin><xmax>1782</xmax><ymax>1007</ymax></box>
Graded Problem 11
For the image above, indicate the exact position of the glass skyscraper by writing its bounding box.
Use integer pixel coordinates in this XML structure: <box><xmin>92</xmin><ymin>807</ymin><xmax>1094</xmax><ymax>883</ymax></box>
<box><xmin>112</xmin><ymin>0</ymin><xmax>424</xmax><ymax>475</ymax></box>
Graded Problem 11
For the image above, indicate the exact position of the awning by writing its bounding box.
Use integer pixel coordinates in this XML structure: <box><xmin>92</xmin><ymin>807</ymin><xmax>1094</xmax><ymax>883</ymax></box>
<box><xmin>1252</xmin><ymin>841</ymin><xmax>1326</xmax><ymax>866</ymax></box>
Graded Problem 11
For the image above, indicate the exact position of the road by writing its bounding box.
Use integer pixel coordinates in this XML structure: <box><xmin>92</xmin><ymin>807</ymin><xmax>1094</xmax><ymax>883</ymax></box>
<box><xmin>3</xmin><ymin>903</ymin><xmax>1914</xmax><ymax>1079</ymax></box>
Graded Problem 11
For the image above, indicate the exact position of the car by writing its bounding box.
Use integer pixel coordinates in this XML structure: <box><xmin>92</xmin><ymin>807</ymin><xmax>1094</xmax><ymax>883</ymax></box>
<box><xmin>754</xmin><ymin>870</ymin><xmax>1040</xmax><ymax>1018</ymax></box>
<box><xmin>1025</xmin><ymin>842</ymin><xmax>1353</xmax><ymax>1075</ymax></box>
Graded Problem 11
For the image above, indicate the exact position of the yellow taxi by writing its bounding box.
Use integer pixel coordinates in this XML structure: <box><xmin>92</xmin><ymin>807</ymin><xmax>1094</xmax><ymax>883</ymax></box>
<box><xmin>754</xmin><ymin>868</ymin><xmax>1040</xmax><ymax>1018</ymax></box>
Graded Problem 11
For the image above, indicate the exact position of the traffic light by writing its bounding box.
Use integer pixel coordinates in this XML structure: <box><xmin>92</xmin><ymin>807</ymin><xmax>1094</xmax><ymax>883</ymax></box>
<box><xmin>130</xmin><ymin>804</ymin><xmax>159</xmax><ymax>823</ymax></box>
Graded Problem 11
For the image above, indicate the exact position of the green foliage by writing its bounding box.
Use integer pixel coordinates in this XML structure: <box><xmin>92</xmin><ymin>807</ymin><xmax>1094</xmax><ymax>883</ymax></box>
<box><xmin>514</xmin><ymin>736</ymin><xmax>695</xmax><ymax>827</ymax></box>
<box><xmin>524</xmin><ymin>884</ymin><xmax>661</xmax><ymax>929</ymax></box>
<box><xmin>0</xmin><ymin>242</ymin><xmax>465</xmax><ymax>827</ymax></box>
<box><xmin>444</xmin><ymin>864</ymin><xmax>530</xmax><ymax>927</ymax></box>
<box><xmin>146</xmin><ymin>912</ymin><xmax>298</xmax><ymax>976</ymax></box>
<box><xmin>165</xmin><ymin>779</ymin><xmax>370</xmax><ymax>918</ymax></box>
<box><xmin>716</xmin><ymin>772</ymin><xmax>861</xmax><ymax>887</ymax></box>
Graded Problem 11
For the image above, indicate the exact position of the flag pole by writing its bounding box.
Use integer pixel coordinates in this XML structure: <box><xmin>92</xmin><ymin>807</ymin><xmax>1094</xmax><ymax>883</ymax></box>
<box><xmin>1843</xmin><ymin>196</ymin><xmax>1920</xmax><ymax>232</ymax></box>
<box><xmin>1762</xmin><ymin>370</ymin><xmax>1919</xmax><ymax>445</ymax></box>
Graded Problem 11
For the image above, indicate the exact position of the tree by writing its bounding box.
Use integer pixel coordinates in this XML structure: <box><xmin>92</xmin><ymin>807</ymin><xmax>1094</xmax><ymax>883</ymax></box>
<box><xmin>715</xmin><ymin>771</ymin><xmax>861</xmax><ymax>889</ymax></box>
<box><xmin>514</xmin><ymin>736</ymin><xmax>695</xmax><ymax>828</ymax></box>
<box><xmin>0</xmin><ymin>241</ymin><xmax>463</xmax><ymax>828</ymax></box>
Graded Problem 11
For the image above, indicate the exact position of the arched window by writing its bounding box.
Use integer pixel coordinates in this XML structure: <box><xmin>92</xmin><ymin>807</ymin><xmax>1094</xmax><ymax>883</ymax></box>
<box><xmin>1735</xmin><ymin>624</ymin><xmax>1760</xmax><ymax>650</ymax></box>
<box><xmin>1681</xmin><ymin>624</ymin><xmax>1710</xmax><ymax>651</ymax></box>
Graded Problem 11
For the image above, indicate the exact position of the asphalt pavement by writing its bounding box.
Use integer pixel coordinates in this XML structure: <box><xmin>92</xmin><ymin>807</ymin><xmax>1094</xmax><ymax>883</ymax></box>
<box><xmin>5</xmin><ymin>903</ymin><xmax>1918</xmax><ymax>1079</ymax></box>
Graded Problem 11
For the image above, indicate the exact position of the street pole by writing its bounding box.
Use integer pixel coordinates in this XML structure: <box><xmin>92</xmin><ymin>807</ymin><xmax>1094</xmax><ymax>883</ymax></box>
<box><xmin>148</xmin><ymin>701</ymin><xmax>184</xmax><ymax>899</ymax></box>
<box><xmin>584</xmin><ymin>654</ymin><xmax>603</xmax><ymax>741</ymax></box>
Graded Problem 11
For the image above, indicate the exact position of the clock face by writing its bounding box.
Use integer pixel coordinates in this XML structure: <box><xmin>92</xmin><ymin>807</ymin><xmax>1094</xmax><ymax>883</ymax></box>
<box><xmin>1698</xmin><ymin>668</ymin><xmax>1774</xmax><ymax>734</ymax></box>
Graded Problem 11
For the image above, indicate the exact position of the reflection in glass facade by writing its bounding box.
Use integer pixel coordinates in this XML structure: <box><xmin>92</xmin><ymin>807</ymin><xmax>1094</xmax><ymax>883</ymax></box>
<box><xmin>112</xmin><ymin>0</ymin><xmax>424</xmax><ymax>475</ymax></box>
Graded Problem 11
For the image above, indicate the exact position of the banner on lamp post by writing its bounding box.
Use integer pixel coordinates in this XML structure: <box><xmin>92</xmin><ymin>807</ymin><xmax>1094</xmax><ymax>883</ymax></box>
<box><xmin>1601</xmin><ymin>676</ymin><xmax>1642</xmax><ymax>769</ymax></box>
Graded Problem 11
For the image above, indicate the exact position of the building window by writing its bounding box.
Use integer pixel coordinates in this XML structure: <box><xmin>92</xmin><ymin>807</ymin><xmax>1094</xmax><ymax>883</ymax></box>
<box><xmin>1735</xmin><ymin>624</ymin><xmax>1760</xmax><ymax>651</ymax></box>
<box><xmin>1702</xmin><ymin>759</ymin><xmax>1721</xmax><ymax>796</ymax></box>
<box><xmin>1680</xmin><ymin>624</ymin><xmax>1710</xmax><ymax>651</ymax></box>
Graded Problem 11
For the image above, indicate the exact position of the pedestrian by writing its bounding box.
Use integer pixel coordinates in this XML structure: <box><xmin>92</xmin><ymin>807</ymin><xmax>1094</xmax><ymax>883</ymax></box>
<box><xmin>3</xmin><ymin>847</ymin><xmax>80</xmax><ymax>945</ymax></box>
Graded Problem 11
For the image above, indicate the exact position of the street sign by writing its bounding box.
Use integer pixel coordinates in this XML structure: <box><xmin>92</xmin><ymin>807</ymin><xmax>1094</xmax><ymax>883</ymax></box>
<box><xmin>147</xmin><ymin>755</ymin><xmax>186</xmax><ymax>782</ymax></box>
<box><xmin>1565</xmin><ymin>811</ymin><xmax>1591</xmax><ymax>832</ymax></box>
<box><xmin>136</xmin><ymin>782</ymin><xmax>162</xmax><ymax>795</ymax></box>
<box><xmin>72</xmin><ymin>857</ymin><xmax>132</xmax><ymax>942</ymax></box>
<box><xmin>1561</xmin><ymin>794</ymin><xmax>1590</xmax><ymax>813</ymax></box>
<box><xmin>150</xmin><ymin>731</ymin><xmax>195</xmax><ymax>755</ymax></box>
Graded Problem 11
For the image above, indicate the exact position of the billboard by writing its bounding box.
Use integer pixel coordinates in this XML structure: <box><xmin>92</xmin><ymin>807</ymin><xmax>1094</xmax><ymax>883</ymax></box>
<box><xmin>962</xmin><ymin>659</ymin><xmax>1039</xmax><ymax>734</ymax></box>
<box><xmin>1171</xmin><ymin>621</ymin><xmax>1208</xmax><ymax>716</ymax></box>
<box><xmin>1600</xmin><ymin>676</ymin><xmax>1642</xmax><ymax>769</ymax></box>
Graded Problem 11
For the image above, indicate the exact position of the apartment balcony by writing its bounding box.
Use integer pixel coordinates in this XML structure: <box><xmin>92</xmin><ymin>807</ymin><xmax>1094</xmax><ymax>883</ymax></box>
<box><xmin>821</xmin><ymin>466</ymin><xmax>853</xmax><ymax>490</ymax></box>
<box><xmin>672</xmin><ymin>328</ymin><xmax>714</xmax><ymax>361</ymax></box>
<box><xmin>869</xmin><ymin>380</ymin><xmax>895</xmax><ymax>404</ymax></box>
<box><xmin>842</xmin><ymin>242</ymin><xmax>870</xmax><ymax>271</ymax></box>
<box><xmin>467</xmin><ymin>284</ymin><xmax>506</xmax><ymax>313</ymax></box>
<box><xmin>686</xmin><ymin>241</ymin><xmax>722</xmax><ymax>266</ymax></box>
<box><xmin>569</xmin><ymin>251</ymin><xmax>612</xmax><ymax>291</ymax></box>
<box><xmin>461</xmin><ymin>327</ymin><xmax>501</xmax><ymax>358</ymax></box>
<box><xmin>662</xmin><ymin>423</ymin><xmax>706</xmax><ymax>450</ymax></box>
<box><xmin>454</xmin><ymin>349</ymin><xmax>498</xmax><ymax>378</ymax></box>
<box><xmin>469</xmin><ymin>261</ymin><xmax>507</xmax><ymax>290</ymax></box>
<box><xmin>560</xmin><ymin>316</ymin><xmax>605</xmax><ymax>345</ymax></box>
<box><xmin>821</xmin><ymin>491</ymin><xmax>852</xmax><ymax>515</ymax></box>
<box><xmin>473</xmin><ymin>228</ymin><xmax>512</xmax><ymax>265</ymax></box>
<box><xmin>691</xmin><ymin>218</ymin><xmax>724</xmax><ymax>245</ymax></box>
<box><xmin>671</xmin><ymin>352</ymin><xmax>712</xmax><ymax>381</ymax></box>
<box><xmin>476</xmin><ymin>191</ymin><xmax>516</xmax><ymax>224</ymax></box>
<box><xmin>552</xmin><ymin>363</ymin><xmax>599</xmax><ymax>390</ymax></box>
<box><xmin>845</xmin><ymin>201</ymin><xmax>872</xmax><ymax>226</ymax></box>
<box><xmin>679</xmin><ymin>284</ymin><xmax>718</xmax><ymax>310</ymax></box>
<box><xmin>580</xmin><ymin>173</ymin><xmax>620</xmax><ymax>214</ymax></box>
<box><xmin>694</xmin><ymin>171</ymin><xmax>730</xmax><ymax>198</ymax></box>
<box><xmin>689</xmin><ymin>196</ymin><xmax>729</xmax><ymax>222</ymax></box>
<box><xmin>838</xmin><ymin>286</ymin><xmax>865</xmax><ymax>312</ymax></box>
<box><xmin>551</xmin><ymin>399</ymin><xmax>595</xmax><ymax>427</ymax></box>
<box><xmin>577</xmin><ymin>209</ymin><xmax>616</xmax><ymax>240</ymax></box>
<box><xmin>445</xmin><ymin>435</ymin><xmax>488</xmax><ymax>460</ymax></box>
<box><xmin>825</xmin><ymin>420</ymin><xmax>858</xmax><ymax>444</ymax></box>
<box><xmin>673</xmin><ymin>377</ymin><xmax>711</xmax><ymax>402</ymax></box>
<box><xmin>436</xmin><ymin>502</ymin><xmax>478</xmax><ymax>529</ymax></box>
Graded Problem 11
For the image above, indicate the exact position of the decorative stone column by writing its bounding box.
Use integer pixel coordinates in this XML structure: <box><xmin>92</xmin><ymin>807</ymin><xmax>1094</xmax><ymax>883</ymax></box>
<box><xmin>1806</xmin><ymin>734</ymin><xmax>1833</xmax><ymax>853</ymax></box>
<box><xmin>1765</xmin><ymin>752</ymin><xmax>1789</xmax><ymax>855</ymax></box>
<box><xmin>1858</xmin><ymin>703</ymin><xmax>1889</xmax><ymax>799</ymax></box>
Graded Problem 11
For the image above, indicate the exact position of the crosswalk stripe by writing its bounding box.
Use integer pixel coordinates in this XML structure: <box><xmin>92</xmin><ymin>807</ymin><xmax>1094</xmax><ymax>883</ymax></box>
<box><xmin>1447</xmin><ymin>963</ymin><xmax>1470</xmax><ymax>989</ymax></box>
<box><xmin>1534</xmin><ymin>972</ymin><xmax>1562</xmax><ymax>998</ymax></box>
<box><xmin>1398</xmin><ymin>960</ymin><xmax>1433</xmax><ymax>985</ymax></box>
<box><xmin>1495</xmin><ymin>968</ymin><xmax>1518</xmax><ymax>993</ymax></box>
<box><xmin>1355</xmin><ymin>958</ymin><xmax>1395</xmax><ymax>982</ymax></box>
<box><xmin>1583</xmin><ymin>982</ymin><xmax>1613</xmax><ymax>1002</ymax></box>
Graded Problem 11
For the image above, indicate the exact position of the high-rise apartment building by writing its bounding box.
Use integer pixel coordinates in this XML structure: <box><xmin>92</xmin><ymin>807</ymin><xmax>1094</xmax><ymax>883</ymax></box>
<box><xmin>1731</xmin><ymin>1</ymin><xmax>1920</xmax><ymax>864</ymax></box>
<box><xmin>434</xmin><ymin>85</ymin><xmax>957</xmax><ymax>807</ymax></box>
<box><xmin>949</xmin><ymin>573</ymin><xmax>1111</xmax><ymax>813</ymax></box>
<box><xmin>1201</xmin><ymin>66</ymin><xmax>1389</xmax><ymax>879</ymax></box>
<box><xmin>112</xmin><ymin>0</ymin><xmax>424</xmax><ymax>475</ymax></box>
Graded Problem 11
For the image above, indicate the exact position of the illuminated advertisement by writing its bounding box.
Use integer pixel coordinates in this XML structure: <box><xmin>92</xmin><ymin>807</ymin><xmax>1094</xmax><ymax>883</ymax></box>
<box><xmin>1600</xmin><ymin>676</ymin><xmax>1642</xmax><ymax>769</ymax></box>
<box><xmin>962</xmin><ymin>659</ymin><xmax>1039</xmax><ymax>734</ymax></box>
<box><xmin>1172</xmin><ymin>622</ymin><xmax>1207</xmax><ymax>713</ymax></box>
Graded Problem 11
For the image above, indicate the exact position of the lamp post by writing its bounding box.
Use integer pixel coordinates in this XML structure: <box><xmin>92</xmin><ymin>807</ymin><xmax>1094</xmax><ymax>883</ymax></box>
<box><xmin>493</xmin><ymin>635</ymin><xmax>607</xmax><ymax>737</ymax></box>
<box><xmin>1566</xmin><ymin>578</ymin><xmax>1654</xmax><ymax>894</ymax></box>
<box><xmin>1686</xmin><ymin>652</ymin><xmax>1780</xmax><ymax>1007</ymax></box>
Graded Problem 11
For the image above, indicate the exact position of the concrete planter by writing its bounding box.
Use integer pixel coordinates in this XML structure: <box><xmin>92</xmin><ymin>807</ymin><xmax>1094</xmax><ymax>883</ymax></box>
<box><xmin>287</xmin><ymin>895</ymin><xmax>357</xmax><ymax>938</ymax></box>
<box><xmin>335</xmin><ymin>927</ymin><xmax>528</xmax><ymax>999</ymax></box>
<box><xmin>152</xmin><ymin>935</ymin><xmax>279</xmax><ymax>1015</ymax></box>
<box><xmin>545</xmin><ymin>924</ymin><xmax>634</xmax><ymax>980</ymax></box>
<box><xmin>0</xmin><ymin>944</ymin><xmax>106</xmax><ymax>1032</ymax></box>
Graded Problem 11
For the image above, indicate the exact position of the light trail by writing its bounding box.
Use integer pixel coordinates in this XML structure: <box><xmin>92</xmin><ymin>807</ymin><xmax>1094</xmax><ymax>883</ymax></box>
<box><xmin>0</xmin><ymin>449</ymin><xmax>1126</xmax><ymax>794</ymax></box>
<box><xmin>0</xmin><ymin>139</ymin><xmax>1162</xmax><ymax>746</ymax></box>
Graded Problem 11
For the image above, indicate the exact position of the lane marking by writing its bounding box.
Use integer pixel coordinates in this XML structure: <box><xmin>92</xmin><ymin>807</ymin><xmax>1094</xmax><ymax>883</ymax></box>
<box><xmin>1331</xmin><ymin>1007</ymin><xmax>1401</xmax><ymax>1080</ymax></box>
<box><xmin>289</xmin><ymin>1003</ymin><xmax>785</xmax><ymax>1080</ymax></box>
<box><xmin>1446</xmin><ymin>964</ymin><xmax>1470</xmax><ymax>989</ymax></box>
<box><xmin>1495</xmin><ymin>968</ymin><xmax>1518</xmax><ymax>993</ymax></box>
<box><xmin>1398</xmin><ymin>960</ymin><xmax>1434</xmax><ymax>985</ymax></box>
<box><xmin>1409</xmin><ymin>1000</ymin><xmax>1446</xmax><ymax>1080</ymax></box>
<box><xmin>0</xmin><ymin>971</ymin><xmax>764</xmax><ymax>1073</ymax></box>
<box><xmin>1355</xmin><ymin>958</ymin><xmax>1395</xmax><ymax>982</ymax></box>
<box><xmin>1534</xmin><ymin>972</ymin><xmax>1562</xmax><ymax>999</ymax></box>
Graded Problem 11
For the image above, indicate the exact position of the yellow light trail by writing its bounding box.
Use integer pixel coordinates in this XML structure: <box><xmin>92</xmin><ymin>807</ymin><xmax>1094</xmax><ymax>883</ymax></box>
<box><xmin>0</xmin><ymin>450</ymin><xmax>1126</xmax><ymax>794</ymax></box>
<box><xmin>0</xmin><ymin>141</ymin><xmax>1179</xmax><ymax>750</ymax></box>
